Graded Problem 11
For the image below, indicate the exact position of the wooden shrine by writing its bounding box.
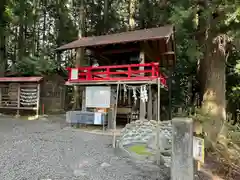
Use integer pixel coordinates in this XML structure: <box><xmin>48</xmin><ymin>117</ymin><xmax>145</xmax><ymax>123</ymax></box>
<box><xmin>57</xmin><ymin>25</ymin><xmax>176</xmax><ymax>127</ymax></box>
<box><xmin>0</xmin><ymin>77</ymin><xmax>42</xmax><ymax>117</ymax></box>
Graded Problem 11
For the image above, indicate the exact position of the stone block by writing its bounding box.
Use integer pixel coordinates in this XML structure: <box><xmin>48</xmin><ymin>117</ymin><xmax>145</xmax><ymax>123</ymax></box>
<box><xmin>171</xmin><ymin>117</ymin><xmax>194</xmax><ymax>180</ymax></box>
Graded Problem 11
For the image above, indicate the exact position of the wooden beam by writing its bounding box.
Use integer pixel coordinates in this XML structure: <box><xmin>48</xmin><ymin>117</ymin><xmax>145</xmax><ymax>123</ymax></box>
<box><xmin>161</xmin><ymin>51</ymin><xmax>175</xmax><ymax>55</ymax></box>
<box><xmin>100</xmin><ymin>48</ymin><xmax>139</xmax><ymax>55</ymax></box>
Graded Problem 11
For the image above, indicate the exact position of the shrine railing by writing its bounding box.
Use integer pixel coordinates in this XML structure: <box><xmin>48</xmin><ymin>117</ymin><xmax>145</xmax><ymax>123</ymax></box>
<box><xmin>67</xmin><ymin>63</ymin><xmax>167</xmax><ymax>86</ymax></box>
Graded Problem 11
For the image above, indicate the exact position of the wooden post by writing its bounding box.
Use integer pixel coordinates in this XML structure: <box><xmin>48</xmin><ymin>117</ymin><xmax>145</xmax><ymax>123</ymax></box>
<box><xmin>168</xmin><ymin>69</ymin><xmax>172</xmax><ymax>120</ymax></box>
<box><xmin>62</xmin><ymin>86</ymin><xmax>66</xmax><ymax>110</ymax></box>
<box><xmin>139</xmin><ymin>50</ymin><xmax>146</xmax><ymax>119</ymax></box>
<box><xmin>147</xmin><ymin>85</ymin><xmax>153</xmax><ymax>120</ymax></box>
<box><xmin>112</xmin><ymin>83</ymin><xmax>120</xmax><ymax>148</ymax></box>
<box><xmin>156</xmin><ymin>78</ymin><xmax>161</xmax><ymax>165</ymax></box>
<box><xmin>153</xmin><ymin>90</ymin><xmax>157</xmax><ymax>120</ymax></box>
<box><xmin>82</xmin><ymin>86</ymin><xmax>86</xmax><ymax>111</ymax></box>
<box><xmin>171</xmin><ymin>117</ymin><xmax>194</xmax><ymax>180</ymax></box>
<box><xmin>36</xmin><ymin>83</ymin><xmax>40</xmax><ymax>118</ymax></box>
<box><xmin>0</xmin><ymin>87</ymin><xmax>2</xmax><ymax>107</ymax></box>
<box><xmin>128</xmin><ymin>89</ymin><xmax>131</xmax><ymax>106</ymax></box>
<box><xmin>16</xmin><ymin>84</ymin><xmax>20</xmax><ymax>117</ymax></box>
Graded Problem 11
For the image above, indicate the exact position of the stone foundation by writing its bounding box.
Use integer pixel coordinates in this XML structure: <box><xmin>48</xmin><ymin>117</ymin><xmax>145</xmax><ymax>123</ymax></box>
<box><xmin>118</xmin><ymin>119</ymin><xmax>172</xmax><ymax>167</ymax></box>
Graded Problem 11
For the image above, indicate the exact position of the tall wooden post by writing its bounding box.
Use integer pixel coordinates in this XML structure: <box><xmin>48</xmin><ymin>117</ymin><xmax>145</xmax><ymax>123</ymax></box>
<box><xmin>36</xmin><ymin>83</ymin><xmax>40</xmax><ymax>118</ymax></box>
<box><xmin>0</xmin><ymin>87</ymin><xmax>2</xmax><ymax>107</ymax></box>
<box><xmin>171</xmin><ymin>117</ymin><xmax>194</xmax><ymax>180</ymax></box>
<box><xmin>168</xmin><ymin>70</ymin><xmax>172</xmax><ymax>120</ymax></box>
<box><xmin>82</xmin><ymin>87</ymin><xmax>86</xmax><ymax>111</ymax></box>
<box><xmin>139</xmin><ymin>50</ymin><xmax>146</xmax><ymax>119</ymax></box>
<box><xmin>153</xmin><ymin>90</ymin><xmax>157</xmax><ymax>120</ymax></box>
<box><xmin>112</xmin><ymin>83</ymin><xmax>120</xmax><ymax>148</ymax></box>
<box><xmin>16</xmin><ymin>84</ymin><xmax>20</xmax><ymax>117</ymax></box>
<box><xmin>147</xmin><ymin>85</ymin><xmax>153</xmax><ymax>120</ymax></box>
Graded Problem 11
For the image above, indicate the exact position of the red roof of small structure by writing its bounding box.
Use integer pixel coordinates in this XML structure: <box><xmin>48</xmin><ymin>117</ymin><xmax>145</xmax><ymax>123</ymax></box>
<box><xmin>0</xmin><ymin>77</ymin><xmax>43</xmax><ymax>83</ymax></box>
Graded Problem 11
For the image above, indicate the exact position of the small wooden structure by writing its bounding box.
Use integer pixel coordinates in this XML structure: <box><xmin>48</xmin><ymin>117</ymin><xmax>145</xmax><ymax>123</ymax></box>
<box><xmin>0</xmin><ymin>77</ymin><xmax>42</xmax><ymax>117</ymax></box>
<box><xmin>0</xmin><ymin>75</ymin><xmax>66</xmax><ymax>116</ymax></box>
<box><xmin>57</xmin><ymin>25</ymin><xmax>176</xmax><ymax>123</ymax></box>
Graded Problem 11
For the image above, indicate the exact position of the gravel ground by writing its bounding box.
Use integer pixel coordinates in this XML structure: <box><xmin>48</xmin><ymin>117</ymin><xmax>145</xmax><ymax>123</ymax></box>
<box><xmin>0</xmin><ymin>115</ymin><xmax>169</xmax><ymax>180</ymax></box>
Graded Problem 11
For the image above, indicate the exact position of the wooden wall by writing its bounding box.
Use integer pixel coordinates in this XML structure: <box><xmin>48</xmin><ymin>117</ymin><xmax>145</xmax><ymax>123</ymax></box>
<box><xmin>41</xmin><ymin>74</ymin><xmax>66</xmax><ymax>113</ymax></box>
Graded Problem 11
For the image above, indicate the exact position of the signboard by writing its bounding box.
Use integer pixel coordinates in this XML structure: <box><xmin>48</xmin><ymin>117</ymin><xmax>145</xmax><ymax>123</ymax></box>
<box><xmin>85</xmin><ymin>86</ymin><xmax>111</xmax><ymax>108</ymax></box>
<box><xmin>70</xmin><ymin>69</ymin><xmax>78</xmax><ymax>80</ymax></box>
<box><xmin>193</xmin><ymin>136</ymin><xmax>205</xmax><ymax>163</ymax></box>
<box><xmin>94</xmin><ymin>112</ymin><xmax>102</xmax><ymax>125</ymax></box>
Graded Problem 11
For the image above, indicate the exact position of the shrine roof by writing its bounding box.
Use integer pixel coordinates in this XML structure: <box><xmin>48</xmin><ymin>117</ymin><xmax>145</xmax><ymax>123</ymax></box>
<box><xmin>0</xmin><ymin>77</ymin><xmax>43</xmax><ymax>83</ymax></box>
<box><xmin>56</xmin><ymin>25</ymin><xmax>174</xmax><ymax>51</ymax></box>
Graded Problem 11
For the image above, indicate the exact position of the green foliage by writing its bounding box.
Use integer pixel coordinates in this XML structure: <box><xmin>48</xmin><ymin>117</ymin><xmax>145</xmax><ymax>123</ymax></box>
<box><xmin>235</xmin><ymin>61</ymin><xmax>240</xmax><ymax>74</ymax></box>
<box><xmin>12</xmin><ymin>56</ymin><xmax>57</xmax><ymax>76</ymax></box>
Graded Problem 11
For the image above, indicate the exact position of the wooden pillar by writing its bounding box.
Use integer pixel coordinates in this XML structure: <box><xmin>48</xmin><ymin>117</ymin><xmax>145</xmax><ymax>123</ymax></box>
<box><xmin>112</xmin><ymin>83</ymin><xmax>120</xmax><ymax>148</ymax></box>
<box><xmin>168</xmin><ymin>70</ymin><xmax>172</xmax><ymax>120</ymax></box>
<box><xmin>80</xmin><ymin>53</ymin><xmax>88</xmax><ymax>111</ymax></box>
<box><xmin>108</xmin><ymin>86</ymin><xmax>116</xmax><ymax>129</ymax></box>
<box><xmin>16</xmin><ymin>84</ymin><xmax>20</xmax><ymax>117</ymax></box>
<box><xmin>153</xmin><ymin>90</ymin><xmax>157</xmax><ymax>120</ymax></box>
<box><xmin>82</xmin><ymin>87</ymin><xmax>86</xmax><ymax>111</ymax></box>
<box><xmin>0</xmin><ymin>87</ymin><xmax>2</xmax><ymax>107</ymax></box>
<box><xmin>171</xmin><ymin>117</ymin><xmax>194</xmax><ymax>180</ymax></box>
<box><xmin>61</xmin><ymin>86</ymin><xmax>66</xmax><ymax>110</ymax></box>
<box><xmin>128</xmin><ymin>89</ymin><xmax>131</xmax><ymax>106</ymax></box>
<box><xmin>139</xmin><ymin>50</ymin><xmax>146</xmax><ymax>120</ymax></box>
<box><xmin>36</xmin><ymin>83</ymin><xmax>40</xmax><ymax>118</ymax></box>
<box><xmin>147</xmin><ymin>85</ymin><xmax>153</xmax><ymax>120</ymax></box>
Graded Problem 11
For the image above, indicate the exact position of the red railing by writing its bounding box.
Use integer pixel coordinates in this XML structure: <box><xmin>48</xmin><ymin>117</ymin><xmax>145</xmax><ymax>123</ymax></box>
<box><xmin>67</xmin><ymin>63</ymin><xmax>167</xmax><ymax>87</ymax></box>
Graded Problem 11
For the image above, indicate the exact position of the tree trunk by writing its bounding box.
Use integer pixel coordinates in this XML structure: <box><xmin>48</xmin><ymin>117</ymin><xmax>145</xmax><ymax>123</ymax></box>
<box><xmin>31</xmin><ymin>0</ymin><xmax>39</xmax><ymax>56</ymax></box>
<box><xmin>196</xmin><ymin>0</ymin><xmax>227</xmax><ymax>147</ymax></box>
<box><xmin>103</xmin><ymin>0</ymin><xmax>109</xmax><ymax>33</ymax></box>
<box><xmin>42</xmin><ymin>0</ymin><xmax>47</xmax><ymax>51</ymax></box>
<box><xmin>0</xmin><ymin>0</ymin><xmax>7</xmax><ymax>76</ymax></box>
<box><xmin>201</xmin><ymin>36</ymin><xmax>227</xmax><ymax>147</ymax></box>
<box><xmin>0</xmin><ymin>32</ymin><xmax>6</xmax><ymax>77</ymax></box>
<box><xmin>73</xmin><ymin>0</ymin><xmax>86</xmax><ymax>110</ymax></box>
<box><xmin>18</xmin><ymin>1</ymin><xmax>25</xmax><ymax>62</ymax></box>
<box><xmin>128</xmin><ymin>0</ymin><xmax>136</xmax><ymax>30</ymax></box>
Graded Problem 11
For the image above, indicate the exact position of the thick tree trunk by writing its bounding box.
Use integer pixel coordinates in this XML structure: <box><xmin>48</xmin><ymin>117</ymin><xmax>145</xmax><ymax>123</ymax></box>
<box><xmin>0</xmin><ymin>32</ymin><xmax>6</xmax><ymax>77</ymax></box>
<box><xmin>0</xmin><ymin>0</ymin><xmax>7</xmax><ymax>77</ymax></box>
<box><xmin>197</xmin><ymin>0</ymin><xmax>227</xmax><ymax>147</ymax></box>
<box><xmin>201</xmin><ymin>36</ymin><xmax>227</xmax><ymax>147</ymax></box>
